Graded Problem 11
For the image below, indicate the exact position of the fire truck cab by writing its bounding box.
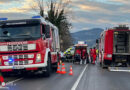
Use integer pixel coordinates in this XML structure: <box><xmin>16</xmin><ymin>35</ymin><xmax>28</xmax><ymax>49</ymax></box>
<box><xmin>0</xmin><ymin>16</ymin><xmax>60</xmax><ymax>77</ymax></box>
<box><xmin>99</xmin><ymin>25</ymin><xmax>130</xmax><ymax>68</ymax></box>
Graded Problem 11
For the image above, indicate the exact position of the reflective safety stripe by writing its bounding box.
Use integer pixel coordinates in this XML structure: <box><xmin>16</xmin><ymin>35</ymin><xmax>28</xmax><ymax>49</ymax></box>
<box><xmin>108</xmin><ymin>67</ymin><xmax>130</xmax><ymax>72</ymax></box>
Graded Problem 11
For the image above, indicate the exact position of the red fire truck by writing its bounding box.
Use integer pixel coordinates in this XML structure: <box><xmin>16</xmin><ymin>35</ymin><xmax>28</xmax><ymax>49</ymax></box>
<box><xmin>99</xmin><ymin>25</ymin><xmax>130</xmax><ymax>68</ymax></box>
<box><xmin>0</xmin><ymin>16</ymin><xmax>60</xmax><ymax>77</ymax></box>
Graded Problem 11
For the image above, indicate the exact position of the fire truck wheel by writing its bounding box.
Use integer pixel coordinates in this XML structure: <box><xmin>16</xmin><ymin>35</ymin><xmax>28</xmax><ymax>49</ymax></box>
<box><xmin>45</xmin><ymin>56</ymin><xmax>52</xmax><ymax>77</ymax></box>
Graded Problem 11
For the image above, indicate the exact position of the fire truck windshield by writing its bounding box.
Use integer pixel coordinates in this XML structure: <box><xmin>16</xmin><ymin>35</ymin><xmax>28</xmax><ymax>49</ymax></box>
<box><xmin>0</xmin><ymin>24</ymin><xmax>41</xmax><ymax>42</ymax></box>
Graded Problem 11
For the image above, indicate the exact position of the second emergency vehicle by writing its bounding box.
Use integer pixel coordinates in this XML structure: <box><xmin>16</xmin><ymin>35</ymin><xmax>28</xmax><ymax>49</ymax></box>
<box><xmin>99</xmin><ymin>25</ymin><xmax>130</xmax><ymax>68</ymax></box>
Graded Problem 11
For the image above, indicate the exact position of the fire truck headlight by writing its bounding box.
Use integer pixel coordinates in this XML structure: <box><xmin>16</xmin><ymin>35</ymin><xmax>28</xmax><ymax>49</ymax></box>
<box><xmin>0</xmin><ymin>46</ymin><xmax>8</xmax><ymax>51</ymax></box>
<box><xmin>107</xmin><ymin>54</ymin><xmax>112</xmax><ymax>58</ymax></box>
<box><xmin>36</xmin><ymin>54</ymin><xmax>41</xmax><ymax>62</ymax></box>
<box><xmin>2</xmin><ymin>56</ymin><xmax>8</xmax><ymax>60</ymax></box>
<box><xmin>28</xmin><ymin>44</ymin><xmax>36</xmax><ymax>50</ymax></box>
<box><xmin>4</xmin><ymin>62</ymin><xmax>9</xmax><ymax>66</ymax></box>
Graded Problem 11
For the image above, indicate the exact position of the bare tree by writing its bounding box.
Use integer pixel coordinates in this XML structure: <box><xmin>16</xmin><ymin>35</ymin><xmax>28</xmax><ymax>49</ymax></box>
<box><xmin>31</xmin><ymin>0</ymin><xmax>73</xmax><ymax>51</ymax></box>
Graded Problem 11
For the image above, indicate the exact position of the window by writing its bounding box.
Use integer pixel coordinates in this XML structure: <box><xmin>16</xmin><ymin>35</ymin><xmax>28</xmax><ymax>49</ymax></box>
<box><xmin>0</xmin><ymin>24</ymin><xmax>41</xmax><ymax>42</ymax></box>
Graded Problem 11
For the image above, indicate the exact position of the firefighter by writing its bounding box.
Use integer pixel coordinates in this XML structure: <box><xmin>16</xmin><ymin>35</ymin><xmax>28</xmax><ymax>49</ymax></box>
<box><xmin>74</xmin><ymin>48</ymin><xmax>81</xmax><ymax>63</ymax></box>
<box><xmin>90</xmin><ymin>48</ymin><xmax>93</xmax><ymax>63</ymax></box>
<box><xmin>92</xmin><ymin>47</ymin><xmax>97</xmax><ymax>64</ymax></box>
<box><xmin>96</xmin><ymin>49</ymin><xmax>99</xmax><ymax>61</ymax></box>
<box><xmin>76</xmin><ymin>48</ymin><xmax>81</xmax><ymax>55</ymax></box>
<box><xmin>81</xmin><ymin>48</ymin><xmax>88</xmax><ymax>64</ymax></box>
<box><xmin>96</xmin><ymin>49</ymin><xmax>99</xmax><ymax>56</ymax></box>
<box><xmin>66</xmin><ymin>50</ymin><xmax>71</xmax><ymax>61</ymax></box>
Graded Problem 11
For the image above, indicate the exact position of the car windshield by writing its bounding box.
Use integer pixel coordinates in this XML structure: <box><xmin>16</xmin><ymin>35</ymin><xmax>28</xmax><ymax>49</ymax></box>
<box><xmin>0</xmin><ymin>24</ymin><xmax>41</xmax><ymax>42</ymax></box>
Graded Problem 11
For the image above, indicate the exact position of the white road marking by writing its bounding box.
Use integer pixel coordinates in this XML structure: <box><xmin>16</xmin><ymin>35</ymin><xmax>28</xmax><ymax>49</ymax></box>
<box><xmin>6</xmin><ymin>78</ymin><xmax>23</xmax><ymax>86</ymax></box>
<box><xmin>71</xmin><ymin>64</ymin><xmax>88</xmax><ymax>90</ymax></box>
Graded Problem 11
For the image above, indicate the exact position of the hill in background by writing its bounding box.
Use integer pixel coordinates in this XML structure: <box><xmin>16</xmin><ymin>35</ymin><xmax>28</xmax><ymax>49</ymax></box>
<box><xmin>71</xmin><ymin>28</ymin><xmax>104</xmax><ymax>47</ymax></box>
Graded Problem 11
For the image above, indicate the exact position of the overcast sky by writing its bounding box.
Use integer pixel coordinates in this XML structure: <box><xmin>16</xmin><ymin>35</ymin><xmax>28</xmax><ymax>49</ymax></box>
<box><xmin>0</xmin><ymin>0</ymin><xmax>130</xmax><ymax>33</ymax></box>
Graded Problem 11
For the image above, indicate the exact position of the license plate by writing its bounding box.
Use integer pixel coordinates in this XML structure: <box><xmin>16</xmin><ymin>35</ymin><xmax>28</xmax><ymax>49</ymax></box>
<box><xmin>13</xmin><ymin>66</ymin><xmax>24</xmax><ymax>69</ymax></box>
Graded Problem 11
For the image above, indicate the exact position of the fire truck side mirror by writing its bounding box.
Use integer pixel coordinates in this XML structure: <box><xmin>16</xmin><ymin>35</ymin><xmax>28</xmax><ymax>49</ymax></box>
<box><xmin>45</xmin><ymin>25</ymin><xmax>50</xmax><ymax>38</ymax></box>
<box><xmin>42</xmin><ymin>34</ymin><xmax>46</xmax><ymax>40</ymax></box>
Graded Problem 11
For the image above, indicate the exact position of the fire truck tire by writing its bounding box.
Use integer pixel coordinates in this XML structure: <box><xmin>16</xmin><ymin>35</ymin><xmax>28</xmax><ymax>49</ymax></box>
<box><xmin>45</xmin><ymin>56</ymin><xmax>52</xmax><ymax>77</ymax></box>
<box><xmin>57</xmin><ymin>53</ymin><xmax>60</xmax><ymax>62</ymax></box>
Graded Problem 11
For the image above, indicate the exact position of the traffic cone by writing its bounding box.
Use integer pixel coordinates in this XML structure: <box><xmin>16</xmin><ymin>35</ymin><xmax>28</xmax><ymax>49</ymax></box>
<box><xmin>56</xmin><ymin>62</ymin><xmax>61</xmax><ymax>74</ymax></box>
<box><xmin>69</xmin><ymin>65</ymin><xmax>73</xmax><ymax>76</ymax></box>
<box><xmin>0</xmin><ymin>74</ymin><xmax>6</xmax><ymax>87</ymax></box>
<box><xmin>61</xmin><ymin>63</ymin><xmax>66</xmax><ymax>74</ymax></box>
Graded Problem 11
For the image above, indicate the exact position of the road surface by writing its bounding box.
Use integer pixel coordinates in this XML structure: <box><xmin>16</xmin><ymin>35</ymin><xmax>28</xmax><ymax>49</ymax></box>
<box><xmin>2</xmin><ymin>63</ymin><xmax>130</xmax><ymax>90</ymax></box>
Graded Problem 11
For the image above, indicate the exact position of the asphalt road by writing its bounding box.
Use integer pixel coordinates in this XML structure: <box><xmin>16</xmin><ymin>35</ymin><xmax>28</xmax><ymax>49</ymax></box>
<box><xmin>77</xmin><ymin>64</ymin><xmax>130</xmax><ymax>90</ymax></box>
<box><xmin>2</xmin><ymin>63</ymin><xmax>130</xmax><ymax>90</ymax></box>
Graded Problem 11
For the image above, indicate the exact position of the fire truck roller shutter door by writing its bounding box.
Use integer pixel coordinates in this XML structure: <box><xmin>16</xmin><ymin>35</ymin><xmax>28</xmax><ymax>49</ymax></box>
<box><xmin>51</xmin><ymin>28</ymin><xmax>56</xmax><ymax>52</ymax></box>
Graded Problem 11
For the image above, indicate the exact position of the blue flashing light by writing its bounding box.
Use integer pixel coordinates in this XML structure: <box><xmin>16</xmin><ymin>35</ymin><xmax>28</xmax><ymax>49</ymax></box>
<box><xmin>0</xmin><ymin>18</ymin><xmax>8</xmax><ymax>21</ymax></box>
<box><xmin>32</xmin><ymin>16</ymin><xmax>41</xmax><ymax>19</ymax></box>
<box><xmin>8</xmin><ymin>59</ymin><xmax>14</xmax><ymax>62</ymax></box>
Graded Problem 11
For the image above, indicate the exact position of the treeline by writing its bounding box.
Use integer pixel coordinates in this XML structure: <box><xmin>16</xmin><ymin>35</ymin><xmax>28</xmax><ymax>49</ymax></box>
<box><xmin>33</xmin><ymin>0</ymin><xmax>73</xmax><ymax>51</ymax></box>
